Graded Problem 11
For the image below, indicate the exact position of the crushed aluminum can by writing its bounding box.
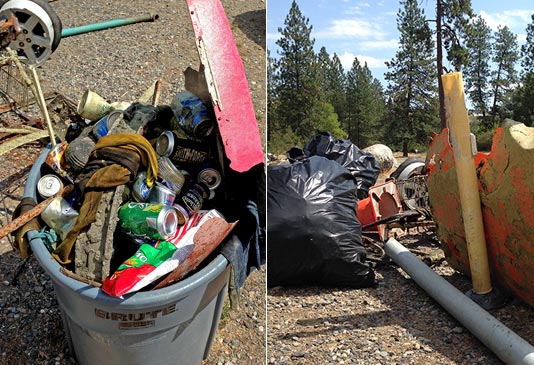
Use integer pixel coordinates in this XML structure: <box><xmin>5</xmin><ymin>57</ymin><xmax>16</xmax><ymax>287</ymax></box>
<box><xmin>118</xmin><ymin>202</ymin><xmax>178</xmax><ymax>240</ymax></box>
<box><xmin>131</xmin><ymin>171</ymin><xmax>153</xmax><ymax>202</ymax></box>
<box><xmin>170</xmin><ymin>91</ymin><xmax>214</xmax><ymax>138</ymax></box>
<box><xmin>41</xmin><ymin>196</ymin><xmax>79</xmax><ymax>241</ymax></box>
<box><xmin>147</xmin><ymin>182</ymin><xmax>176</xmax><ymax>206</ymax></box>
<box><xmin>37</xmin><ymin>174</ymin><xmax>63</xmax><ymax>199</ymax></box>
<box><xmin>92</xmin><ymin>110</ymin><xmax>122</xmax><ymax>140</ymax></box>
<box><xmin>157</xmin><ymin>156</ymin><xmax>185</xmax><ymax>194</ymax></box>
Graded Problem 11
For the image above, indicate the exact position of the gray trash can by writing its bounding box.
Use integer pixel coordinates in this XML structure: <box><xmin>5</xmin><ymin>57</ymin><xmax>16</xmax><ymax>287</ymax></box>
<box><xmin>25</xmin><ymin>146</ymin><xmax>230</xmax><ymax>365</ymax></box>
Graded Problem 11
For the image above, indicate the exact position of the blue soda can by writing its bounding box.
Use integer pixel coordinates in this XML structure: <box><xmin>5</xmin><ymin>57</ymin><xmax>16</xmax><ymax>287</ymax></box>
<box><xmin>92</xmin><ymin>110</ymin><xmax>122</xmax><ymax>140</ymax></box>
<box><xmin>131</xmin><ymin>171</ymin><xmax>152</xmax><ymax>202</ymax></box>
<box><xmin>170</xmin><ymin>91</ymin><xmax>214</xmax><ymax>138</ymax></box>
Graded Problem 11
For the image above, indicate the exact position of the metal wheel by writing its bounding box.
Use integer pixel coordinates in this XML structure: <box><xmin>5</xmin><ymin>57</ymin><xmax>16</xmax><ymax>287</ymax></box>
<box><xmin>0</xmin><ymin>0</ymin><xmax>62</xmax><ymax>65</ymax></box>
<box><xmin>389</xmin><ymin>157</ymin><xmax>425</xmax><ymax>180</ymax></box>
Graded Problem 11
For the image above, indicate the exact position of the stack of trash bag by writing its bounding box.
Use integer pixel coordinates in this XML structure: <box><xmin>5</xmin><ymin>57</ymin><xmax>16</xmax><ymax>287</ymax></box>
<box><xmin>302</xmin><ymin>131</ymin><xmax>380</xmax><ymax>199</ymax></box>
<box><xmin>267</xmin><ymin>131</ymin><xmax>377</xmax><ymax>288</ymax></box>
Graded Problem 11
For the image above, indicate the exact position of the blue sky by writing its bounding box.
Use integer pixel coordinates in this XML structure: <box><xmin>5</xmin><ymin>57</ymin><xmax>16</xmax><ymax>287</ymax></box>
<box><xmin>267</xmin><ymin>0</ymin><xmax>534</xmax><ymax>87</ymax></box>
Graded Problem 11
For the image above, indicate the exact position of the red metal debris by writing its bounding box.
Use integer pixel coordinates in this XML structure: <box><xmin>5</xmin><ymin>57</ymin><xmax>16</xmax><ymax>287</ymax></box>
<box><xmin>186</xmin><ymin>0</ymin><xmax>264</xmax><ymax>173</ymax></box>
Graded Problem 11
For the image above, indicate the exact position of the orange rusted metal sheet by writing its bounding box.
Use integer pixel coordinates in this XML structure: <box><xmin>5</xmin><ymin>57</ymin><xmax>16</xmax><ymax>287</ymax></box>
<box><xmin>427</xmin><ymin>120</ymin><xmax>534</xmax><ymax>306</ymax></box>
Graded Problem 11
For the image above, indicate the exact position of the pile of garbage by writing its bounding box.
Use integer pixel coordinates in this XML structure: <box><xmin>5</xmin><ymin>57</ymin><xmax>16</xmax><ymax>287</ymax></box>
<box><xmin>267</xmin><ymin>132</ymin><xmax>379</xmax><ymax>288</ymax></box>
<box><xmin>26</xmin><ymin>87</ymin><xmax>237</xmax><ymax>297</ymax></box>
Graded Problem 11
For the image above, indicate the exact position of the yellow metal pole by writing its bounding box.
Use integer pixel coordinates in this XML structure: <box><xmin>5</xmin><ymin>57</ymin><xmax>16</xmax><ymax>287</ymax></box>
<box><xmin>442</xmin><ymin>72</ymin><xmax>492</xmax><ymax>294</ymax></box>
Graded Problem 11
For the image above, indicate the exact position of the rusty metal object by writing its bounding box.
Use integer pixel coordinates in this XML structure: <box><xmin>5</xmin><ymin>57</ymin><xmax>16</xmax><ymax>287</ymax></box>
<box><xmin>427</xmin><ymin>120</ymin><xmax>534</xmax><ymax>306</ymax></box>
<box><xmin>0</xmin><ymin>14</ymin><xmax>20</xmax><ymax>49</ymax></box>
<box><xmin>357</xmin><ymin>180</ymin><xmax>403</xmax><ymax>240</ymax></box>
<box><xmin>0</xmin><ymin>184</ymin><xmax>73</xmax><ymax>240</ymax></box>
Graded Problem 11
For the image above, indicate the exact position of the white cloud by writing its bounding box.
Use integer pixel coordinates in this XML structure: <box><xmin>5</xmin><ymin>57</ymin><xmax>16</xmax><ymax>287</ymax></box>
<box><xmin>359</xmin><ymin>38</ymin><xmax>398</xmax><ymax>51</ymax></box>
<box><xmin>356</xmin><ymin>55</ymin><xmax>386</xmax><ymax>68</ymax></box>
<box><xmin>338</xmin><ymin>51</ymin><xmax>356</xmax><ymax>69</ymax></box>
<box><xmin>345</xmin><ymin>6</ymin><xmax>364</xmax><ymax>15</ymax></box>
<box><xmin>517</xmin><ymin>33</ymin><xmax>527</xmax><ymax>42</ymax></box>
<box><xmin>479</xmin><ymin>9</ymin><xmax>532</xmax><ymax>31</ymax></box>
<box><xmin>316</xmin><ymin>18</ymin><xmax>387</xmax><ymax>39</ymax></box>
<box><xmin>338</xmin><ymin>51</ymin><xmax>386</xmax><ymax>70</ymax></box>
<box><xmin>267</xmin><ymin>32</ymin><xmax>280</xmax><ymax>41</ymax></box>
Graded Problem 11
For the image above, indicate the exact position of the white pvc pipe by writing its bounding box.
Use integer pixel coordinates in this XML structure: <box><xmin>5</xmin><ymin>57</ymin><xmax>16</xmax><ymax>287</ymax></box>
<box><xmin>385</xmin><ymin>237</ymin><xmax>534</xmax><ymax>365</ymax></box>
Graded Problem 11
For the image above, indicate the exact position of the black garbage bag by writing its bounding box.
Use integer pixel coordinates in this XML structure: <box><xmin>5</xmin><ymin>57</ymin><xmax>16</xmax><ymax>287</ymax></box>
<box><xmin>267</xmin><ymin>156</ymin><xmax>375</xmax><ymax>288</ymax></box>
<box><xmin>303</xmin><ymin>131</ymin><xmax>380</xmax><ymax>199</ymax></box>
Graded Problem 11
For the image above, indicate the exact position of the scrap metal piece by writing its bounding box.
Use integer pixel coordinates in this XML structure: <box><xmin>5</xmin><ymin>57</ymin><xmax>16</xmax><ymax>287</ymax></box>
<box><xmin>427</xmin><ymin>120</ymin><xmax>534</xmax><ymax>307</ymax></box>
<box><xmin>0</xmin><ymin>14</ymin><xmax>20</xmax><ymax>49</ymax></box>
<box><xmin>186</xmin><ymin>0</ymin><xmax>264</xmax><ymax>173</ymax></box>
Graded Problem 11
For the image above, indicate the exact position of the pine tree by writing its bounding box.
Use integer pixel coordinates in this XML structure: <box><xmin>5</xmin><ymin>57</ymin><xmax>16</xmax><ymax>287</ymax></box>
<box><xmin>464</xmin><ymin>15</ymin><xmax>492</xmax><ymax>121</ymax></box>
<box><xmin>509</xmin><ymin>13</ymin><xmax>534</xmax><ymax>125</ymax></box>
<box><xmin>385</xmin><ymin>0</ymin><xmax>439</xmax><ymax>156</ymax></box>
<box><xmin>274</xmin><ymin>0</ymin><xmax>335</xmax><ymax>145</ymax></box>
<box><xmin>521</xmin><ymin>13</ymin><xmax>534</xmax><ymax>74</ymax></box>
<box><xmin>316</xmin><ymin>47</ymin><xmax>347</xmax><ymax>130</ymax></box>
<box><xmin>267</xmin><ymin>50</ymin><xmax>279</xmax><ymax>143</ymax></box>
<box><xmin>440</xmin><ymin>0</ymin><xmax>474</xmax><ymax>70</ymax></box>
<box><xmin>490</xmin><ymin>25</ymin><xmax>519</xmax><ymax>123</ymax></box>
<box><xmin>436</xmin><ymin>0</ymin><xmax>474</xmax><ymax>128</ymax></box>
<box><xmin>331</xmin><ymin>54</ymin><xmax>348</xmax><ymax>124</ymax></box>
<box><xmin>346</xmin><ymin>59</ymin><xmax>386</xmax><ymax>147</ymax></box>
<box><xmin>346</xmin><ymin>58</ymin><xmax>363</xmax><ymax>145</ymax></box>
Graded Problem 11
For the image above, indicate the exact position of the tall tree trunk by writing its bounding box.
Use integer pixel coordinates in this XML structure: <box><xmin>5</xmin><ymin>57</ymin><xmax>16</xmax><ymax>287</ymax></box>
<box><xmin>491</xmin><ymin>64</ymin><xmax>503</xmax><ymax>126</ymax></box>
<box><xmin>437</xmin><ymin>0</ymin><xmax>447</xmax><ymax>129</ymax></box>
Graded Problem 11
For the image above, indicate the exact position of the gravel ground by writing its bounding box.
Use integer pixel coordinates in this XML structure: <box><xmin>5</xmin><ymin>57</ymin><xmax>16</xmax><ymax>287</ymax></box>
<box><xmin>267</xmin><ymin>228</ymin><xmax>534</xmax><ymax>365</ymax></box>
<box><xmin>0</xmin><ymin>0</ymin><xmax>266</xmax><ymax>364</ymax></box>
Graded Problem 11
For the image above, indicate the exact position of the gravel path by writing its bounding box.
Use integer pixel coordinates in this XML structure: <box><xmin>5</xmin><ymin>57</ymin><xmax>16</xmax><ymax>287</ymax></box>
<box><xmin>0</xmin><ymin>0</ymin><xmax>266</xmax><ymax>364</ymax></box>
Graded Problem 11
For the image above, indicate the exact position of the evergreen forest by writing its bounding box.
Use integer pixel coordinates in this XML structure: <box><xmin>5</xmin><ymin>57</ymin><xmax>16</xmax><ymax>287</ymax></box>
<box><xmin>268</xmin><ymin>0</ymin><xmax>534</xmax><ymax>155</ymax></box>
